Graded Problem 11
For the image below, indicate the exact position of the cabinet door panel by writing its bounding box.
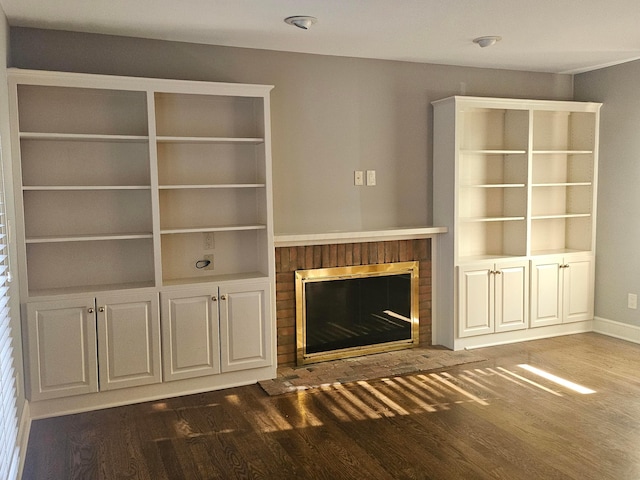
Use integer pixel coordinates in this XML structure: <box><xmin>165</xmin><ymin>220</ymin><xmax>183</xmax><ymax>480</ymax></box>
<box><xmin>26</xmin><ymin>297</ymin><xmax>98</xmax><ymax>401</ymax></box>
<box><xmin>563</xmin><ymin>255</ymin><xmax>594</xmax><ymax>323</ymax></box>
<box><xmin>97</xmin><ymin>292</ymin><xmax>161</xmax><ymax>391</ymax></box>
<box><xmin>458</xmin><ymin>265</ymin><xmax>493</xmax><ymax>337</ymax></box>
<box><xmin>495</xmin><ymin>262</ymin><xmax>528</xmax><ymax>332</ymax></box>
<box><xmin>161</xmin><ymin>287</ymin><xmax>220</xmax><ymax>381</ymax></box>
<box><xmin>220</xmin><ymin>281</ymin><xmax>272</xmax><ymax>372</ymax></box>
<box><xmin>530</xmin><ymin>258</ymin><xmax>562</xmax><ymax>328</ymax></box>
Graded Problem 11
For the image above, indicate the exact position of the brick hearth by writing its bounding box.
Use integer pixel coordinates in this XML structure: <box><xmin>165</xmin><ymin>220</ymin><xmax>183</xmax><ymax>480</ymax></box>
<box><xmin>275</xmin><ymin>239</ymin><xmax>432</xmax><ymax>366</ymax></box>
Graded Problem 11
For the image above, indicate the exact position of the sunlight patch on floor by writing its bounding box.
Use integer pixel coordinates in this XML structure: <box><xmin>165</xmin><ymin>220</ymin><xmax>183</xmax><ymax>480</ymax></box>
<box><xmin>518</xmin><ymin>364</ymin><xmax>596</xmax><ymax>394</ymax></box>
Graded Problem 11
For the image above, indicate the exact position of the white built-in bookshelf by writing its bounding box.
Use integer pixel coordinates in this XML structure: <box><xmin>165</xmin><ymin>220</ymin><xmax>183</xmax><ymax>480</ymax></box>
<box><xmin>433</xmin><ymin>96</ymin><xmax>600</xmax><ymax>349</ymax></box>
<box><xmin>8</xmin><ymin>69</ymin><xmax>276</xmax><ymax>414</ymax></box>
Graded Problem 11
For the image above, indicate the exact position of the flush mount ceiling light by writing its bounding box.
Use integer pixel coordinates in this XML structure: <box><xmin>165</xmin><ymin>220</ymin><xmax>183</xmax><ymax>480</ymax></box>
<box><xmin>284</xmin><ymin>16</ymin><xmax>318</xmax><ymax>30</ymax></box>
<box><xmin>473</xmin><ymin>36</ymin><xmax>502</xmax><ymax>48</ymax></box>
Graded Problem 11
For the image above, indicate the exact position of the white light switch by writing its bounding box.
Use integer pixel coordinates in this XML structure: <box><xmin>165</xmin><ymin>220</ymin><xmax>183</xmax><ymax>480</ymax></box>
<box><xmin>354</xmin><ymin>171</ymin><xmax>364</xmax><ymax>186</ymax></box>
<box><xmin>366</xmin><ymin>170</ymin><xmax>376</xmax><ymax>186</ymax></box>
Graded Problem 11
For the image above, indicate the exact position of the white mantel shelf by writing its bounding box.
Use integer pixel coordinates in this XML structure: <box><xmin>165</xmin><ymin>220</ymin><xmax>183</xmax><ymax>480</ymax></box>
<box><xmin>274</xmin><ymin>226</ymin><xmax>448</xmax><ymax>247</ymax></box>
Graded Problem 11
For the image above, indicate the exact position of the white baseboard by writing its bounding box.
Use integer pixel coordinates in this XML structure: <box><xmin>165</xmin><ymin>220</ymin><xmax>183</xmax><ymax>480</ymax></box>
<box><xmin>593</xmin><ymin>316</ymin><xmax>640</xmax><ymax>344</ymax></box>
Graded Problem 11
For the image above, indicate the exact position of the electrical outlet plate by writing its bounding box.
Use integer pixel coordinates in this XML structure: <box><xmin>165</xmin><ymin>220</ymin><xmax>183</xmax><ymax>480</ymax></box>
<box><xmin>203</xmin><ymin>232</ymin><xmax>215</xmax><ymax>250</ymax></box>
<box><xmin>629</xmin><ymin>293</ymin><xmax>637</xmax><ymax>309</ymax></box>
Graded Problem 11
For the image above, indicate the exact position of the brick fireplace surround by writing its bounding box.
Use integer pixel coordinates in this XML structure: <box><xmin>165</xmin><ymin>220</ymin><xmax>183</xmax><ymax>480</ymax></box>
<box><xmin>275</xmin><ymin>239</ymin><xmax>432</xmax><ymax>366</ymax></box>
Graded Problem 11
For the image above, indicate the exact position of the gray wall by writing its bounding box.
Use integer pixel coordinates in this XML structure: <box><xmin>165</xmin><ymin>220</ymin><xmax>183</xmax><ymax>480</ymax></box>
<box><xmin>575</xmin><ymin>61</ymin><xmax>640</xmax><ymax>326</ymax></box>
<box><xmin>10</xmin><ymin>28</ymin><xmax>574</xmax><ymax>234</ymax></box>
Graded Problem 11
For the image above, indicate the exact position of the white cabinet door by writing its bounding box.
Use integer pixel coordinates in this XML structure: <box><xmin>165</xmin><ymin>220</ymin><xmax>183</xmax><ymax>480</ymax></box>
<box><xmin>219</xmin><ymin>281</ymin><xmax>272</xmax><ymax>372</ymax></box>
<box><xmin>459</xmin><ymin>260</ymin><xmax>528</xmax><ymax>338</ymax></box>
<box><xmin>96</xmin><ymin>292</ymin><xmax>161</xmax><ymax>391</ymax></box>
<box><xmin>530</xmin><ymin>256</ymin><xmax>563</xmax><ymax>328</ymax></box>
<box><xmin>530</xmin><ymin>254</ymin><xmax>594</xmax><ymax>327</ymax></box>
<box><xmin>494</xmin><ymin>260</ymin><xmax>529</xmax><ymax>333</ymax></box>
<box><xmin>161</xmin><ymin>286</ymin><xmax>220</xmax><ymax>381</ymax></box>
<box><xmin>458</xmin><ymin>264</ymin><xmax>493</xmax><ymax>337</ymax></box>
<box><xmin>563</xmin><ymin>254</ymin><xmax>594</xmax><ymax>323</ymax></box>
<box><xmin>25</xmin><ymin>297</ymin><xmax>98</xmax><ymax>401</ymax></box>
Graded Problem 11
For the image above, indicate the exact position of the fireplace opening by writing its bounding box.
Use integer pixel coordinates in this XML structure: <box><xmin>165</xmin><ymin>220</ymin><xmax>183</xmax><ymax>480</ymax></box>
<box><xmin>295</xmin><ymin>261</ymin><xmax>419</xmax><ymax>365</ymax></box>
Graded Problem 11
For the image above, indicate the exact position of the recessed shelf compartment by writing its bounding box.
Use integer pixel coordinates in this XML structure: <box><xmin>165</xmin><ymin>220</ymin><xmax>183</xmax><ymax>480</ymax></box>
<box><xmin>158</xmin><ymin>188</ymin><xmax>264</xmax><ymax>232</ymax></box>
<box><xmin>531</xmin><ymin>184</ymin><xmax>592</xmax><ymax>218</ymax></box>
<box><xmin>531</xmin><ymin>216</ymin><xmax>593</xmax><ymax>254</ymax></box>
<box><xmin>17</xmin><ymin>85</ymin><xmax>148</xmax><ymax>136</ymax></box>
<box><xmin>154</xmin><ymin>93</ymin><xmax>265</xmax><ymax>139</ymax></box>
<box><xmin>458</xmin><ymin>219</ymin><xmax>527</xmax><ymax>259</ymax></box>
<box><xmin>531</xmin><ymin>152</ymin><xmax>593</xmax><ymax>185</ymax></box>
<box><xmin>459</xmin><ymin>153</ymin><xmax>527</xmax><ymax>188</ymax></box>
<box><xmin>26</xmin><ymin>238</ymin><xmax>155</xmax><ymax>296</ymax></box>
<box><xmin>532</xmin><ymin>110</ymin><xmax>597</xmax><ymax>151</ymax></box>
<box><xmin>21</xmin><ymin>139</ymin><xmax>151</xmax><ymax>187</ymax></box>
<box><xmin>460</xmin><ymin>108</ymin><xmax>529</xmax><ymax>151</ymax></box>
<box><xmin>459</xmin><ymin>184</ymin><xmax>526</xmax><ymax>220</ymax></box>
<box><xmin>160</xmin><ymin>230</ymin><xmax>268</xmax><ymax>284</ymax></box>
<box><xmin>23</xmin><ymin>189</ymin><xmax>152</xmax><ymax>238</ymax></box>
<box><xmin>157</xmin><ymin>139</ymin><xmax>266</xmax><ymax>187</ymax></box>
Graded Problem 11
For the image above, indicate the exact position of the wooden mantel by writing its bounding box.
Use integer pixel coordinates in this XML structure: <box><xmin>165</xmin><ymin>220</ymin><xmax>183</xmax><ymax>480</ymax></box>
<box><xmin>274</xmin><ymin>226</ymin><xmax>448</xmax><ymax>247</ymax></box>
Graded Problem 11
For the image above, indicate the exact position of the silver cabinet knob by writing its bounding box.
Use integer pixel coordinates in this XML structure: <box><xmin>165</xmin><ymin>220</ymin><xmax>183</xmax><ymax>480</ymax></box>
<box><xmin>98</xmin><ymin>307</ymin><xmax>105</xmax><ymax>313</ymax></box>
<box><xmin>220</xmin><ymin>294</ymin><xmax>227</xmax><ymax>301</ymax></box>
<box><xmin>87</xmin><ymin>307</ymin><xmax>94</xmax><ymax>314</ymax></box>
<box><xmin>212</xmin><ymin>296</ymin><xmax>217</xmax><ymax>302</ymax></box>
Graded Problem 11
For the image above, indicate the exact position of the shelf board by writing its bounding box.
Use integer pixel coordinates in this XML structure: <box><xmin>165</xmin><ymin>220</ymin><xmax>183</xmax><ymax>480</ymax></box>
<box><xmin>26</xmin><ymin>233</ymin><xmax>154</xmax><ymax>244</ymax></box>
<box><xmin>530</xmin><ymin>248</ymin><xmax>590</xmax><ymax>257</ymax></box>
<box><xmin>158</xmin><ymin>184</ymin><xmax>265</xmax><ymax>190</ymax></box>
<box><xmin>462</xmin><ymin>184</ymin><xmax>526</xmax><ymax>188</ymax></box>
<box><xmin>458</xmin><ymin>254</ymin><xmax>527</xmax><ymax>262</ymax></box>
<box><xmin>156</xmin><ymin>136</ymin><xmax>264</xmax><ymax>144</ymax></box>
<box><xmin>23</xmin><ymin>185</ymin><xmax>151</xmax><ymax>191</ymax></box>
<box><xmin>532</xmin><ymin>150</ymin><xmax>593</xmax><ymax>155</ymax></box>
<box><xmin>461</xmin><ymin>149</ymin><xmax>527</xmax><ymax>155</ymax></box>
<box><xmin>160</xmin><ymin>224</ymin><xmax>267</xmax><ymax>235</ymax></box>
<box><xmin>162</xmin><ymin>272</ymin><xmax>269</xmax><ymax>287</ymax></box>
<box><xmin>531</xmin><ymin>182</ymin><xmax>591</xmax><ymax>187</ymax></box>
<box><xmin>461</xmin><ymin>216</ymin><xmax>525</xmax><ymax>223</ymax></box>
<box><xmin>20</xmin><ymin>132</ymin><xmax>149</xmax><ymax>143</ymax></box>
<box><xmin>531</xmin><ymin>213</ymin><xmax>591</xmax><ymax>220</ymax></box>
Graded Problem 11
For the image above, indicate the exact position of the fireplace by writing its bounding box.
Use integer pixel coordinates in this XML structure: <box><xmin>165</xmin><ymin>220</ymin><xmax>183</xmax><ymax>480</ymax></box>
<box><xmin>295</xmin><ymin>261</ymin><xmax>419</xmax><ymax>365</ymax></box>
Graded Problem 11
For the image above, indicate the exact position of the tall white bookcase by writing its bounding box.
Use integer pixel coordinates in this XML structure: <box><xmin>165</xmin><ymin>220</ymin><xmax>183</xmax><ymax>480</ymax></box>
<box><xmin>432</xmin><ymin>96</ymin><xmax>600</xmax><ymax>350</ymax></box>
<box><xmin>8</xmin><ymin>69</ymin><xmax>276</xmax><ymax>416</ymax></box>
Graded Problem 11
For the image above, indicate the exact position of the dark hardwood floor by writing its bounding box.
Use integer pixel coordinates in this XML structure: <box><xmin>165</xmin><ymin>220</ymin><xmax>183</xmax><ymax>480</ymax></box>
<box><xmin>22</xmin><ymin>333</ymin><xmax>640</xmax><ymax>479</ymax></box>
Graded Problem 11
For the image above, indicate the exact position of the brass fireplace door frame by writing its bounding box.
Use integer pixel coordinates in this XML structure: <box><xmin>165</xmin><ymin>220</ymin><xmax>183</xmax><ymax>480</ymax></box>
<box><xmin>295</xmin><ymin>261</ymin><xmax>420</xmax><ymax>366</ymax></box>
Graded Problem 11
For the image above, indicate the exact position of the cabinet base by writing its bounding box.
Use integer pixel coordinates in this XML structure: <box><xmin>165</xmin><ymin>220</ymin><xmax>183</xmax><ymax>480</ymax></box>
<box><xmin>447</xmin><ymin>320</ymin><xmax>593</xmax><ymax>351</ymax></box>
<box><xmin>28</xmin><ymin>365</ymin><xmax>276</xmax><ymax>420</ymax></box>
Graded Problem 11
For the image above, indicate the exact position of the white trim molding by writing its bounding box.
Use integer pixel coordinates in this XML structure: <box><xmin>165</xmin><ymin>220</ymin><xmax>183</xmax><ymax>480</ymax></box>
<box><xmin>593</xmin><ymin>316</ymin><xmax>640</xmax><ymax>344</ymax></box>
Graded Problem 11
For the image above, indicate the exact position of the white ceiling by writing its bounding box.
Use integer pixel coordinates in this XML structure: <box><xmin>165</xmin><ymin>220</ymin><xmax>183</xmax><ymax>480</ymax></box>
<box><xmin>1</xmin><ymin>0</ymin><xmax>640</xmax><ymax>74</ymax></box>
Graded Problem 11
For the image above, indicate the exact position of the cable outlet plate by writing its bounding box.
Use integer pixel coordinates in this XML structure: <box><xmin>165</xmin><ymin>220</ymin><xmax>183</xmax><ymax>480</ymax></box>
<box><xmin>203</xmin><ymin>254</ymin><xmax>215</xmax><ymax>271</ymax></box>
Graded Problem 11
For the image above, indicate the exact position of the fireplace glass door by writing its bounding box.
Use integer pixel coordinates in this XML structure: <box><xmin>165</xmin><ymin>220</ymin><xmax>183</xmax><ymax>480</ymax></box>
<box><xmin>295</xmin><ymin>262</ymin><xmax>419</xmax><ymax>365</ymax></box>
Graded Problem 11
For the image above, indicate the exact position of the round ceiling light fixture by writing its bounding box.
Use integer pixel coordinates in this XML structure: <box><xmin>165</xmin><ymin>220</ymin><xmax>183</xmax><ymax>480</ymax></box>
<box><xmin>473</xmin><ymin>36</ymin><xmax>502</xmax><ymax>48</ymax></box>
<box><xmin>284</xmin><ymin>16</ymin><xmax>318</xmax><ymax>30</ymax></box>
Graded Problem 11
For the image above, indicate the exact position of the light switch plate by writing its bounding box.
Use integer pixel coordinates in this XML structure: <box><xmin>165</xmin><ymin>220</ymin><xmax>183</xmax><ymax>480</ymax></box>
<box><xmin>354</xmin><ymin>171</ymin><xmax>364</xmax><ymax>186</ymax></box>
<box><xmin>366</xmin><ymin>170</ymin><xmax>376</xmax><ymax>186</ymax></box>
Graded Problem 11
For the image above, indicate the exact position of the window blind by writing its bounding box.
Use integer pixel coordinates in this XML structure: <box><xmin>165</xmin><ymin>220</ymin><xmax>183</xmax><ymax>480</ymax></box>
<box><xmin>0</xmin><ymin>140</ymin><xmax>18</xmax><ymax>479</ymax></box>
